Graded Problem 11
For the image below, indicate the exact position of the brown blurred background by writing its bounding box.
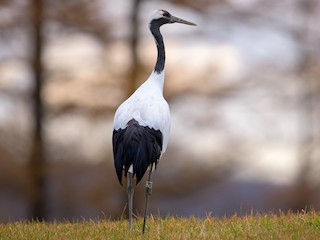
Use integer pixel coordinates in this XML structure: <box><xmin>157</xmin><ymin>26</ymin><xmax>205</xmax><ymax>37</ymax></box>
<box><xmin>0</xmin><ymin>0</ymin><xmax>320</xmax><ymax>222</ymax></box>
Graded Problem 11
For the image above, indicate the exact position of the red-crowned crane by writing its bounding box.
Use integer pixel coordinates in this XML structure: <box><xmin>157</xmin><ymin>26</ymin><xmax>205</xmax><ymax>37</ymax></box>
<box><xmin>112</xmin><ymin>9</ymin><xmax>196</xmax><ymax>233</ymax></box>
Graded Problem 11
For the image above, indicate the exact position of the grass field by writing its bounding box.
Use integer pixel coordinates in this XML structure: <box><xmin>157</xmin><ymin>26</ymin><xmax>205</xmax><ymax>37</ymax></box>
<box><xmin>0</xmin><ymin>211</ymin><xmax>319</xmax><ymax>239</ymax></box>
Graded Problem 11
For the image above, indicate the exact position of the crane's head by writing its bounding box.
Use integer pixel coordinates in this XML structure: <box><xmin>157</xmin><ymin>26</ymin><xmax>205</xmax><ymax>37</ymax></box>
<box><xmin>149</xmin><ymin>9</ymin><xmax>196</xmax><ymax>27</ymax></box>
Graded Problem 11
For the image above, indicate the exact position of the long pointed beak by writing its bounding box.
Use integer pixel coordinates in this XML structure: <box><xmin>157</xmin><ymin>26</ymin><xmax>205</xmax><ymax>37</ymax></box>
<box><xmin>170</xmin><ymin>15</ymin><xmax>197</xmax><ymax>26</ymax></box>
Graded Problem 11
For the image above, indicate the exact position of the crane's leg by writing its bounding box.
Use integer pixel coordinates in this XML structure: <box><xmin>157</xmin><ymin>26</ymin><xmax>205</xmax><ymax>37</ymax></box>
<box><xmin>142</xmin><ymin>169</ymin><xmax>153</xmax><ymax>234</ymax></box>
<box><xmin>127</xmin><ymin>172</ymin><xmax>134</xmax><ymax>232</ymax></box>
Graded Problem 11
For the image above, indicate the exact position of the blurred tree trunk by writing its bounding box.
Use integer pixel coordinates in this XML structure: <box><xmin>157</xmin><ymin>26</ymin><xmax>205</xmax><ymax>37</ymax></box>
<box><xmin>29</xmin><ymin>0</ymin><xmax>46</xmax><ymax>220</ymax></box>
<box><xmin>293</xmin><ymin>0</ymin><xmax>316</xmax><ymax>211</ymax></box>
<box><xmin>127</xmin><ymin>0</ymin><xmax>142</xmax><ymax>97</ymax></box>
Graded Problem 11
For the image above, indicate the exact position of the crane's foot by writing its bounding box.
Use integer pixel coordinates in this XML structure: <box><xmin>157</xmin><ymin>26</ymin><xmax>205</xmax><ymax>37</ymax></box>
<box><xmin>127</xmin><ymin>173</ymin><xmax>134</xmax><ymax>232</ymax></box>
<box><xmin>142</xmin><ymin>171</ymin><xmax>153</xmax><ymax>234</ymax></box>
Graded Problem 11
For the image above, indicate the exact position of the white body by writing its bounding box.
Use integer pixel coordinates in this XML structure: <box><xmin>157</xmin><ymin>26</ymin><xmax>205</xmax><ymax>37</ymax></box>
<box><xmin>113</xmin><ymin>71</ymin><xmax>171</xmax><ymax>156</ymax></box>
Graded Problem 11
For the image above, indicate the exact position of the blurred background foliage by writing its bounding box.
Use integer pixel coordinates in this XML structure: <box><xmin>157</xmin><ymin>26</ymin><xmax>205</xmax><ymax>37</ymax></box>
<box><xmin>0</xmin><ymin>0</ymin><xmax>320</xmax><ymax>222</ymax></box>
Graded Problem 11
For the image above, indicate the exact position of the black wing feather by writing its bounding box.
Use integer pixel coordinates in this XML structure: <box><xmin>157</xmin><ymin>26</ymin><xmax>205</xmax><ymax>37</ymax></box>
<box><xmin>112</xmin><ymin>119</ymin><xmax>163</xmax><ymax>185</ymax></box>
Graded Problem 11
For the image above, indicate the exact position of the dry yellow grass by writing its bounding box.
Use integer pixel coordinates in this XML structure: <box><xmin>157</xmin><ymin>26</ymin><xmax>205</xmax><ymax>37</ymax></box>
<box><xmin>0</xmin><ymin>211</ymin><xmax>319</xmax><ymax>239</ymax></box>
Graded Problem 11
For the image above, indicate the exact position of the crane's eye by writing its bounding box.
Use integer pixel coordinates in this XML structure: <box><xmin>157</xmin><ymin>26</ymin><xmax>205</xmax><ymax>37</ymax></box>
<box><xmin>162</xmin><ymin>11</ymin><xmax>170</xmax><ymax>18</ymax></box>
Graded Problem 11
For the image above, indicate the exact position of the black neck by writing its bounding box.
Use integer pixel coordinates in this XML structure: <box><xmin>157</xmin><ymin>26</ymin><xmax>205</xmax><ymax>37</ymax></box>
<box><xmin>150</xmin><ymin>20</ymin><xmax>166</xmax><ymax>74</ymax></box>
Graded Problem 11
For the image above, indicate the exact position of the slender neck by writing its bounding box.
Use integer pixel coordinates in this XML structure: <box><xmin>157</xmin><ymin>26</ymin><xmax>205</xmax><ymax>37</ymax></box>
<box><xmin>150</xmin><ymin>21</ymin><xmax>165</xmax><ymax>74</ymax></box>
